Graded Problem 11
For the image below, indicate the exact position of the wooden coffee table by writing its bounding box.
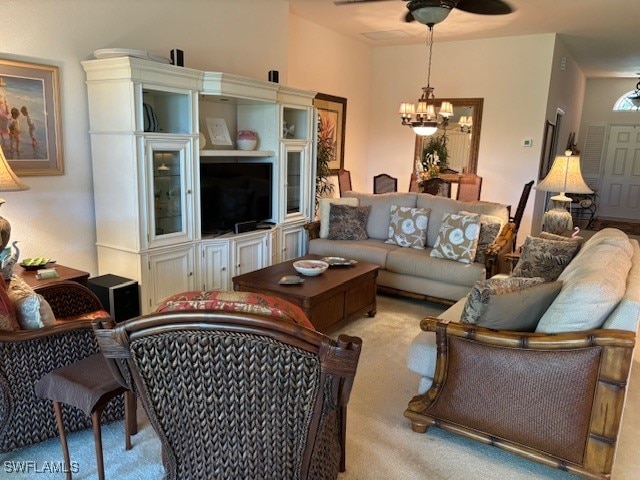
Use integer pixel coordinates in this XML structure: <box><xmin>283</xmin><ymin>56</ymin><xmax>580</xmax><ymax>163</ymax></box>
<box><xmin>232</xmin><ymin>254</ymin><xmax>378</xmax><ymax>333</ymax></box>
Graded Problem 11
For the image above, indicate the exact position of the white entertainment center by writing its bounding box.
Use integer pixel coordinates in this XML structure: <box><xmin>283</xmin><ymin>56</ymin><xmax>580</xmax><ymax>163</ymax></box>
<box><xmin>82</xmin><ymin>57</ymin><xmax>317</xmax><ymax>313</ymax></box>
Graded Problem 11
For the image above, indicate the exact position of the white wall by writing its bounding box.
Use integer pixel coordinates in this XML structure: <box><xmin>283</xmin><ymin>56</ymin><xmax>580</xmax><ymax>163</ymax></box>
<box><xmin>287</xmin><ymin>15</ymin><xmax>372</xmax><ymax>194</ymax></box>
<box><xmin>580</xmin><ymin>77</ymin><xmax>640</xmax><ymax>136</ymax></box>
<box><xmin>1</xmin><ymin>0</ymin><xmax>289</xmax><ymax>274</ymax></box>
<box><xmin>369</xmin><ymin>34</ymin><xmax>556</xmax><ymax>240</ymax></box>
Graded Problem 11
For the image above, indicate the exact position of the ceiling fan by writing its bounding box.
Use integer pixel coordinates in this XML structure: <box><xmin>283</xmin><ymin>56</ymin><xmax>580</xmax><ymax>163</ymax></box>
<box><xmin>334</xmin><ymin>0</ymin><xmax>514</xmax><ymax>26</ymax></box>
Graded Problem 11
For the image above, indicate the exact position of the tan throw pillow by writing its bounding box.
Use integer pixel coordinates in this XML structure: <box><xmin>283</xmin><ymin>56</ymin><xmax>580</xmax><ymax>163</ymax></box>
<box><xmin>461</xmin><ymin>276</ymin><xmax>546</xmax><ymax>325</ymax></box>
<box><xmin>327</xmin><ymin>204</ymin><xmax>370</xmax><ymax>241</ymax></box>
<box><xmin>459</xmin><ymin>210</ymin><xmax>502</xmax><ymax>263</ymax></box>
<box><xmin>430</xmin><ymin>213</ymin><xmax>481</xmax><ymax>264</ymax></box>
<box><xmin>474</xmin><ymin>281</ymin><xmax>563</xmax><ymax>331</ymax></box>
<box><xmin>385</xmin><ymin>205</ymin><xmax>430</xmax><ymax>249</ymax></box>
<box><xmin>512</xmin><ymin>236</ymin><xmax>581</xmax><ymax>282</ymax></box>
<box><xmin>319</xmin><ymin>197</ymin><xmax>359</xmax><ymax>238</ymax></box>
<box><xmin>539</xmin><ymin>231</ymin><xmax>584</xmax><ymax>246</ymax></box>
<box><xmin>7</xmin><ymin>276</ymin><xmax>55</xmax><ymax>329</ymax></box>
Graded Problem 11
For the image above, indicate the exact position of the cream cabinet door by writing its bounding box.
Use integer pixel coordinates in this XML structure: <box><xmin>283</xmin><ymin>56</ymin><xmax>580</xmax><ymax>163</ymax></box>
<box><xmin>202</xmin><ymin>241</ymin><xmax>229</xmax><ymax>291</ymax></box>
<box><xmin>144</xmin><ymin>245</ymin><xmax>196</xmax><ymax>312</ymax></box>
<box><xmin>279</xmin><ymin>224</ymin><xmax>305</xmax><ymax>262</ymax></box>
<box><xmin>233</xmin><ymin>233</ymin><xmax>270</xmax><ymax>276</ymax></box>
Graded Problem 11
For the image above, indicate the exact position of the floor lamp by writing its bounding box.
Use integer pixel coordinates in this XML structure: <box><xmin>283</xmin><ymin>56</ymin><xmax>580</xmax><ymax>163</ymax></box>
<box><xmin>537</xmin><ymin>150</ymin><xmax>592</xmax><ymax>235</ymax></box>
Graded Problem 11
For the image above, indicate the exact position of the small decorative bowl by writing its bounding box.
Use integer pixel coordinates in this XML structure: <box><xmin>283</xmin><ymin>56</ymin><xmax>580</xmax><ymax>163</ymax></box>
<box><xmin>237</xmin><ymin>130</ymin><xmax>258</xmax><ymax>151</ymax></box>
<box><xmin>293</xmin><ymin>260</ymin><xmax>329</xmax><ymax>277</ymax></box>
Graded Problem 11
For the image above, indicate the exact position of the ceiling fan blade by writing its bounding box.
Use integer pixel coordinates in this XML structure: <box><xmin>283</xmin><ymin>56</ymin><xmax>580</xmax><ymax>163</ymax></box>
<box><xmin>333</xmin><ymin>0</ymin><xmax>392</xmax><ymax>5</ymax></box>
<box><xmin>455</xmin><ymin>0</ymin><xmax>514</xmax><ymax>15</ymax></box>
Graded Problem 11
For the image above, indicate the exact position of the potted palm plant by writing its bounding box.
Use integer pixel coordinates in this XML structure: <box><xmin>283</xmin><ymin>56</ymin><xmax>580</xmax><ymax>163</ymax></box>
<box><xmin>315</xmin><ymin>115</ymin><xmax>335</xmax><ymax>212</ymax></box>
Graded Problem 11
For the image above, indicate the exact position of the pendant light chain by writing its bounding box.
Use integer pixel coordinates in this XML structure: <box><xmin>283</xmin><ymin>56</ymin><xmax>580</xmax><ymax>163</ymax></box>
<box><xmin>426</xmin><ymin>26</ymin><xmax>434</xmax><ymax>88</ymax></box>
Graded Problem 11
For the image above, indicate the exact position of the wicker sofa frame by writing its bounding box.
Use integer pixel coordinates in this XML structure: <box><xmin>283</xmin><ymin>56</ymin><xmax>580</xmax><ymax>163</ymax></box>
<box><xmin>94</xmin><ymin>310</ymin><xmax>362</xmax><ymax>480</ymax></box>
<box><xmin>0</xmin><ymin>281</ymin><xmax>124</xmax><ymax>452</ymax></box>
<box><xmin>404</xmin><ymin>317</ymin><xmax>636</xmax><ymax>480</ymax></box>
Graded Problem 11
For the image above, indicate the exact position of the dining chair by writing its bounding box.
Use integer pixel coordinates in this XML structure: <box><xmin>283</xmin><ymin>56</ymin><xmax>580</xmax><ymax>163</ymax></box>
<box><xmin>456</xmin><ymin>173</ymin><xmax>483</xmax><ymax>202</ymax></box>
<box><xmin>373</xmin><ymin>174</ymin><xmax>398</xmax><ymax>194</ymax></box>
<box><xmin>409</xmin><ymin>172</ymin><xmax>420</xmax><ymax>193</ymax></box>
<box><xmin>337</xmin><ymin>169</ymin><xmax>352</xmax><ymax>196</ymax></box>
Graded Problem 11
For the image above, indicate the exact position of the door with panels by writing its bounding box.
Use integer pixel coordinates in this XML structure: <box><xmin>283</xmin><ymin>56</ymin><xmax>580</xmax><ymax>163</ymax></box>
<box><xmin>201</xmin><ymin>241</ymin><xmax>229</xmax><ymax>291</ymax></box>
<box><xmin>144</xmin><ymin>245</ymin><xmax>197</xmax><ymax>311</ymax></box>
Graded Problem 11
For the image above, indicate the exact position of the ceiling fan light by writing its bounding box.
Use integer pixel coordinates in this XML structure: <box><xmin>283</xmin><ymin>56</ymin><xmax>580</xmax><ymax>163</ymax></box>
<box><xmin>410</xmin><ymin>6</ymin><xmax>452</xmax><ymax>26</ymax></box>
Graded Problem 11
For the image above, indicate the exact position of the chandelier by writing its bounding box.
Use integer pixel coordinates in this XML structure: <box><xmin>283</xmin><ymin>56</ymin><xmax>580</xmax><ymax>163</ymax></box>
<box><xmin>398</xmin><ymin>26</ymin><xmax>452</xmax><ymax>136</ymax></box>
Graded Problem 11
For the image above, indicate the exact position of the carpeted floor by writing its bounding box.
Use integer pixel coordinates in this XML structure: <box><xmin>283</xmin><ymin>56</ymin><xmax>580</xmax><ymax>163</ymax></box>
<box><xmin>2</xmin><ymin>295</ymin><xmax>639</xmax><ymax>479</ymax></box>
<box><xmin>591</xmin><ymin>218</ymin><xmax>640</xmax><ymax>236</ymax></box>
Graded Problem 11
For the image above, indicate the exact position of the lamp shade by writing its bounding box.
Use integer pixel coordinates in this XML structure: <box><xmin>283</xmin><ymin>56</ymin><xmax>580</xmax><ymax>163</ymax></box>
<box><xmin>537</xmin><ymin>153</ymin><xmax>593</xmax><ymax>196</ymax></box>
<box><xmin>0</xmin><ymin>146</ymin><xmax>29</xmax><ymax>192</ymax></box>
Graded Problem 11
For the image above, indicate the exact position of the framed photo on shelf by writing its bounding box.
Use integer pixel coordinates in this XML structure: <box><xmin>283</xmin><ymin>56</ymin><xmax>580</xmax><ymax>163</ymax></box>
<box><xmin>314</xmin><ymin>93</ymin><xmax>347</xmax><ymax>172</ymax></box>
<box><xmin>205</xmin><ymin>117</ymin><xmax>232</xmax><ymax>146</ymax></box>
<box><xmin>0</xmin><ymin>58</ymin><xmax>64</xmax><ymax>175</ymax></box>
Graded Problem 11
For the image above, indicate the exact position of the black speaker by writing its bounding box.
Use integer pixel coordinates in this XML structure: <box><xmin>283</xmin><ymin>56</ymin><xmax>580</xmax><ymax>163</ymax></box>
<box><xmin>88</xmin><ymin>274</ymin><xmax>140</xmax><ymax>323</ymax></box>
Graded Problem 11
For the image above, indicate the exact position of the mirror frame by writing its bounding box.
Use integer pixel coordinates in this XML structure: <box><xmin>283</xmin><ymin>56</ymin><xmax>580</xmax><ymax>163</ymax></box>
<box><xmin>413</xmin><ymin>97</ymin><xmax>483</xmax><ymax>174</ymax></box>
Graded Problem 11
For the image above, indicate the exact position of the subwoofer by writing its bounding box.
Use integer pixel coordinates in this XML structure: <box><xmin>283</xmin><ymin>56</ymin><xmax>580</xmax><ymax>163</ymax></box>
<box><xmin>88</xmin><ymin>274</ymin><xmax>140</xmax><ymax>323</ymax></box>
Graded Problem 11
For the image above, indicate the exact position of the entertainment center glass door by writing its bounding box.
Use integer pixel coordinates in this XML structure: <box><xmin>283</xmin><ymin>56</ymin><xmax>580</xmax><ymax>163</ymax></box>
<box><xmin>283</xmin><ymin>144</ymin><xmax>308</xmax><ymax>220</ymax></box>
<box><xmin>146</xmin><ymin>138</ymin><xmax>193</xmax><ymax>248</ymax></box>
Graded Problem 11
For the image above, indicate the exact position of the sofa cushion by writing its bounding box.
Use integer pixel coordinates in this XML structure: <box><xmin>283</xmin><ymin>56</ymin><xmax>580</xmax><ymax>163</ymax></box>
<box><xmin>385</xmin><ymin>206</ymin><xmax>430</xmax><ymax>249</ymax></box>
<box><xmin>536</xmin><ymin>235</ymin><xmax>633</xmax><ymax>333</ymax></box>
<box><xmin>386</xmin><ymin>247</ymin><xmax>485</xmax><ymax>287</ymax></box>
<box><xmin>309</xmin><ymin>238</ymin><xmax>399</xmax><ymax>267</ymax></box>
<box><xmin>461</xmin><ymin>276</ymin><xmax>546</xmax><ymax>324</ymax></box>
<box><xmin>430</xmin><ymin>213</ymin><xmax>481</xmax><ymax>264</ymax></box>
<box><xmin>156</xmin><ymin>290</ymin><xmax>315</xmax><ymax>329</ymax></box>
<box><xmin>602</xmin><ymin>239</ymin><xmax>640</xmax><ymax>331</ymax></box>
<box><xmin>416</xmin><ymin>194</ymin><xmax>509</xmax><ymax>247</ymax></box>
<box><xmin>318</xmin><ymin>197</ymin><xmax>359</xmax><ymax>239</ymax></box>
<box><xmin>327</xmin><ymin>204</ymin><xmax>370</xmax><ymax>241</ymax></box>
<box><xmin>512</xmin><ymin>236</ymin><xmax>581</xmax><ymax>282</ymax></box>
<box><xmin>345</xmin><ymin>192</ymin><xmax>417</xmax><ymax>240</ymax></box>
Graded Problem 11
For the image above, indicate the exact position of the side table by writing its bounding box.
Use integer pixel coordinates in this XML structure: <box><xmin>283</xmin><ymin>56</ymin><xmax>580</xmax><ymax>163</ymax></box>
<box><xmin>12</xmin><ymin>264</ymin><xmax>90</xmax><ymax>289</ymax></box>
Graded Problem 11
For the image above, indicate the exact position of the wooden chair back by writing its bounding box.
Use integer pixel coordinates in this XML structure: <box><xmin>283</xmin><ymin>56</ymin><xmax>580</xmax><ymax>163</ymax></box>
<box><xmin>409</xmin><ymin>173</ymin><xmax>420</xmax><ymax>193</ymax></box>
<box><xmin>373</xmin><ymin>174</ymin><xmax>398</xmax><ymax>194</ymax></box>
<box><xmin>456</xmin><ymin>174</ymin><xmax>483</xmax><ymax>202</ymax></box>
<box><xmin>422</xmin><ymin>178</ymin><xmax>451</xmax><ymax>197</ymax></box>
<box><xmin>337</xmin><ymin>169</ymin><xmax>352</xmax><ymax>196</ymax></box>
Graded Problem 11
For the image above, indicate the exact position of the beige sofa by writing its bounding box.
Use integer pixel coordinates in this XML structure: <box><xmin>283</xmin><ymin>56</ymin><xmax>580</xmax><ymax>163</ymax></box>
<box><xmin>307</xmin><ymin>192</ymin><xmax>512</xmax><ymax>304</ymax></box>
<box><xmin>405</xmin><ymin>228</ymin><xmax>640</xmax><ymax>479</ymax></box>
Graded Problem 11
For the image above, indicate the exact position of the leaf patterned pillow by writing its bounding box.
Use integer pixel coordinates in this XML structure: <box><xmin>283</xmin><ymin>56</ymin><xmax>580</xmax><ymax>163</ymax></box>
<box><xmin>327</xmin><ymin>204</ymin><xmax>371</xmax><ymax>241</ymax></box>
<box><xmin>385</xmin><ymin>205</ymin><xmax>430</xmax><ymax>249</ymax></box>
<box><xmin>512</xmin><ymin>236</ymin><xmax>581</xmax><ymax>282</ymax></box>
<box><xmin>430</xmin><ymin>213</ymin><xmax>481</xmax><ymax>264</ymax></box>
<box><xmin>461</xmin><ymin>276</ymin><xmax>546</xmax><ymax>324</ymax></box>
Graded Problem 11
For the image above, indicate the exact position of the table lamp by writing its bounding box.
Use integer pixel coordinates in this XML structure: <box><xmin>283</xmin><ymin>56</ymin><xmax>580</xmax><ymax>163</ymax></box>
<box><xmin>537</xmin><ymin>150</ymin><xmax>592</xmax><ymax>235</ymax></box>
<box><xmin>0</xmin><ymin>145</ymin><xmax>30</xmax><ymax>251</ymax></box>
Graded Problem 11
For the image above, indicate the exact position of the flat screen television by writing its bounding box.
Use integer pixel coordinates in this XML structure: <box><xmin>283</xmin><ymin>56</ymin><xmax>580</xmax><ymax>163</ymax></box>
<box><xmin>200</xmin><ymin>162</ymin><xmax>273</xmax><ymax>235</ymax></box>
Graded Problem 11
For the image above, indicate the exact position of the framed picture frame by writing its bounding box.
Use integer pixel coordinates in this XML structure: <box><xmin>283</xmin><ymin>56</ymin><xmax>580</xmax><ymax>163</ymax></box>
<box><xmin>539</xmin><ymin>119</ymin><xmax>556</xmax><ymax>180</ymax></box>
<box><xmin>0</xmin><ymin>58</ymin><xmax>63</xmax><ymax>175</ymax></box>
<box><xmin>314</xmin><ymin>93</ymin><xmax>347</xmax><ymax>173</ymax></box>
<box><xmin>205</xmin><ymin>117</ymin><xmax>232</xmax><ymax>146</ymax></box>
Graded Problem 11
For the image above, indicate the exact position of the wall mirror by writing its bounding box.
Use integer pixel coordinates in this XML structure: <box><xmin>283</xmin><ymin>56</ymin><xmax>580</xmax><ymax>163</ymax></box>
<box><xmin>413</xmin><ymin>97</ymin><xmax>483</xmax><ymax>174</ymax></box>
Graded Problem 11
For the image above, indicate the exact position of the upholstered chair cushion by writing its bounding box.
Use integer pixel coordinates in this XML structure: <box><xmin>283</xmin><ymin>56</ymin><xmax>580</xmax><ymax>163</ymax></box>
<box><xmin>318</xmin><ymin>197</ymin><xmax>359</xmax><ymax>238</ymax></box>
<box><xmin>461</xmin><ymin>276</ymin><xmax>546</xmax><ymax>326</ymax></box>
<box><xmin>156</xmin><ymin>290</ymin><xmax>315</xmax><ymax>330</ymax></box>
<box><xmin>327</xmin><ymin>204</ymin><xmax>370</xmax><ymax>241</ymax></box>
<box><xmin>430</xmin><ymin>213</ymin><xmax>481</xmax><ymax>264</ymax></box>
<box><xmin>385</xmin><ymin>205</ymin><xmax>430</xmax><ymax>249</ymax></box>
<box><xmin>512</xmin><ymin>236</ymin><xmax>581</xmax><ymax>282</ymax></box>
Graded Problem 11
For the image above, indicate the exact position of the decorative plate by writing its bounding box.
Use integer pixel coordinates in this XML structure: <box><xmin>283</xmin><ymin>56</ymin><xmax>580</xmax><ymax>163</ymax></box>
<box><xmin>93</xmin><ymin>48</ymin><xmax>171</xmax><ymax>64</ymax></box>
<box><xmin>278</xmin><ymin>275</ymin><xmax>305</xmax><ymax>285</ymax></box>
<box><xmin>322</xmin><ymin>256</ymin><xmax>358</xmax><ymax>267</ymax></box>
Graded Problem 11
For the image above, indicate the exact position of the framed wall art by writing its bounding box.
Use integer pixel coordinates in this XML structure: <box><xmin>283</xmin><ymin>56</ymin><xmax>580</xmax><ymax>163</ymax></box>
<box><xmin>314</xmin><ymin>93</ymin><xmax>347</xmax><ymax>172</ymax></box>
<box><xmin>0</xmin><ymin>58</ymin><xmax>63</xmax><ymax>175</ymax></box>
<box><xmin>539</xmin><ymin>119</ymin><xmax>556</xmax><ymax>180</ymax></box>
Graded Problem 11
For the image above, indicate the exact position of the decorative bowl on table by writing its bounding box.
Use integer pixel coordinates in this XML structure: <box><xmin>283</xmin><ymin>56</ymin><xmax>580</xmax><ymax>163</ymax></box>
<box><xmin>19</xmin><ymin>258</ymin><xmax>54</xmax><ymax>271</ymax></box>
<box><xmin>293</xmin><ymin>260</ymin><xmax>329</xmax><ymax>277</ymax></box>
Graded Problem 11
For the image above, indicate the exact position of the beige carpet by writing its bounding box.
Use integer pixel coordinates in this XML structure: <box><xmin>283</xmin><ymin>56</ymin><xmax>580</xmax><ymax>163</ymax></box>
<box><xmin>2</xmin><ymin>294</ymin><xmax>638</xmax><ymax>479</ymax></box>
<box><xmin>591</xmin><ymin>218</ymin><xmax>640</xmax><ymax>236</ymax></box>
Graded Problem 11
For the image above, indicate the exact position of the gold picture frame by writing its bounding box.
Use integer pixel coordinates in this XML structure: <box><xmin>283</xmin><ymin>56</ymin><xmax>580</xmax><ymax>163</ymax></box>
<box><xmin>314</xmin><ymin>93</ymin><xmax>347</xmax><ymax>173</ymax></box>
<box><xmin>0</xmin><ymin>58</ymin><xmax>63</xmax><ymax>175</ymax></box>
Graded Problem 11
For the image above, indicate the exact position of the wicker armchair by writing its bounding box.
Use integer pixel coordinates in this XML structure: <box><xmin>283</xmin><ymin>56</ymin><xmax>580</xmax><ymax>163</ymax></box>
<box><xmin>0</xmin><ymin>281</ymin><xmax>124</xmax><ymax>452</ymax></box>
<box><xmin>93</xmin><ymin>309</ymin><xmax>362</xmax><ymax>480</ymax></box>
<box><xmin>405</xmin><ymin>317</ymin><xmax>636</xmax><ymax>480</ymax></box>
